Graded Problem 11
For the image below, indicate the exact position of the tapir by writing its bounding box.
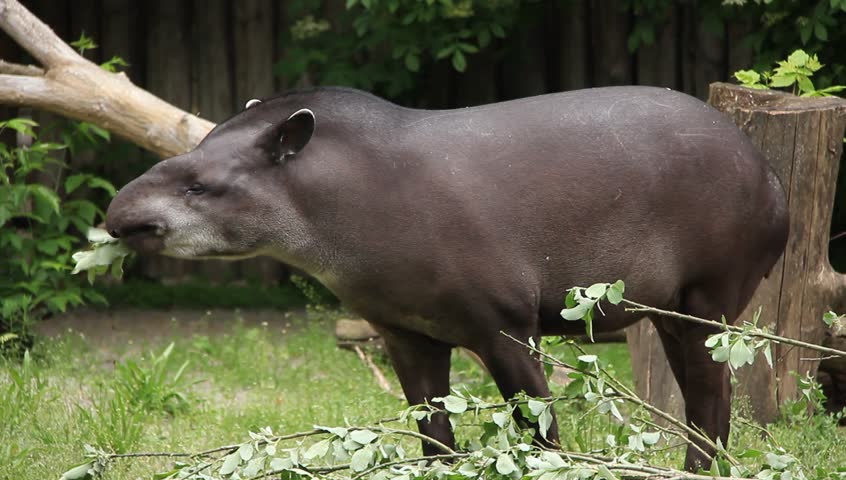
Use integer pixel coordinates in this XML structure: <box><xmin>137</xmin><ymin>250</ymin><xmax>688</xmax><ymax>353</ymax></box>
<box><xmin>105</xmin><ymin>86</ymin><xmax>789</xmax><ymax>470</ymax></box>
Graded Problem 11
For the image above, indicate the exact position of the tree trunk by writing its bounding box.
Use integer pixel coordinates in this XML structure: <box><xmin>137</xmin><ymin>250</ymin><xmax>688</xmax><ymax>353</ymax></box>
<box><xmin>627</xmin><ymin>82</ymin><xmax>846</xmax><ymax>425</ymax></box>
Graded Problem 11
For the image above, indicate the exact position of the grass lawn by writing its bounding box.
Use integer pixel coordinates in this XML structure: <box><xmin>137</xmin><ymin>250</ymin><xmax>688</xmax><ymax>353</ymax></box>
<box><xmin>2</xmin><ymin>308</ymin><xmax>846</xmax><ymax>479</ymax></box>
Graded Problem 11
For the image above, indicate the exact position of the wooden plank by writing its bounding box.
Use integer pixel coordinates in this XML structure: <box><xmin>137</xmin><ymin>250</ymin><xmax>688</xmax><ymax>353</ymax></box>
<box><xmin>546</xmin><ymin>0</ymin><xmax>587</xmax><ymax>91</ymax></box>
<box><xmin>233</xmin><ymin>0</ymin><xmax>275</xmax><ymax>107</ymax></box>
<box><xmin>590</xmin><ymin>0</ymin><xmax>632</xmax><ymax>87</ymax></box>
<box><xmin>145</xmin><ymin>0</ymin><xmax>196</xmax><ymax>282</ymax></box>
<box><xmin>727</xmin><ymin>19</ymin><xmax>754</xmax><ymax>75</ymax></box>
<box><xmin>233</xmin><ymin>0</ymin><xmax>281</xmax><ymax>284</ymax></box>
<box><xmin>456</xmin><ymin>50</ymin><xmax>497</xmax><ymax>106</ymax></box>
<box><xmin>693</xmin><ymin>20</ymin><xmax>725</xmax><ymax>100</ymax></box>
<box><xmin>636</xmin><ymin>6</ymin><xmax>678</xmax><ymax>89</ymax></box>
<box><xmin>500</xmin><ymin>12</ymin><xmax>547</xmax><ymax>99</ymax></box>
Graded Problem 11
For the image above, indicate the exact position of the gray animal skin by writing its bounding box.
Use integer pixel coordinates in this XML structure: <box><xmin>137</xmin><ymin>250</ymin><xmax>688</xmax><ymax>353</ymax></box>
<box><xmin>106</xmin><ymin>86</ymin><xmax>789</xmax><ymax>471</ymax></box>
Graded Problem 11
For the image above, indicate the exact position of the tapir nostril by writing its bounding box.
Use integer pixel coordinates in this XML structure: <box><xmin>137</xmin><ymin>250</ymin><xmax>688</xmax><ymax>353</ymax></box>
<box><xmin>115</xmin><ymin>222</ymin><xmax>165</xmax><ymax>238</ymax></box>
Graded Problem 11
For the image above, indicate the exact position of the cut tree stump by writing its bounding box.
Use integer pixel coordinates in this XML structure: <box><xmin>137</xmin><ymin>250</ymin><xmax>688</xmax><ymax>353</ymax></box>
<box><xmin>627</xmin><ymin>82</ymin><xmax>846</xmax><ymax>424</ymax></box>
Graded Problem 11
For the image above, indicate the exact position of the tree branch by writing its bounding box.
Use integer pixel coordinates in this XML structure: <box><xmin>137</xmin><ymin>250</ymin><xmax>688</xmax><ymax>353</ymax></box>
<box><xmin>0</xmin><ymin>0</ymin><xmax>83</xmax><ymax>68</ymax></box>
<box><xmin>0</xmin><ymin>0</ymin><xmax>215</xmax><ymax>158</ymax></box>
<box><xmin>0</xmin><ymin>59</ymin><xmax>43</xmax><ymax>75</ymax></box>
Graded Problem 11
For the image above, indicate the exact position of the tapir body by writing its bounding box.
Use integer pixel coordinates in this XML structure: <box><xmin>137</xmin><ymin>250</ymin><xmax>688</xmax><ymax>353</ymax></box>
<box><xmin>106</xmin><ymin>86</ymin><xmax>789</xmax><ymax>470</ymax></box>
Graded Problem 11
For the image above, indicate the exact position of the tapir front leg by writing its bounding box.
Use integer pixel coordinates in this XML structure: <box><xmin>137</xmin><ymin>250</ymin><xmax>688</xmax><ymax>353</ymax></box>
<box><xmin>374</xmin><ymin>324</ymin><xmax>455</xmax><ymax>455</ymax></box>
<box><xmin>477</xmin><ymin>331</ymin><xmax>560</xmax><ymax>448</ymax></box>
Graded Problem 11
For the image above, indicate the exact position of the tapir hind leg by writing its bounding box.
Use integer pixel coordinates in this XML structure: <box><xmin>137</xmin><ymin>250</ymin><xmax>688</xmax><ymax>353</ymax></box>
<box><xmin>374</xmin><ymin>324</ymin><xmax>455</xmax><ymax>456</ymax></box>
<box><xmin>653</xmin><ymin>283</ymin><xmax>746</xmax><ymax>472</ymax></box>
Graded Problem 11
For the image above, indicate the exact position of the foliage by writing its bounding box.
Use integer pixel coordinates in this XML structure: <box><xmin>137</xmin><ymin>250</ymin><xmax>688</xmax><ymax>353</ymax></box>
<box><xmin>735</xmin><ymin>49</ymin><xmax>846</xmax><ymax>96</ymax></box>
<box><xmin>0</xmin><ymin>118</ymin><xmax>115</xmax><ymax>354</ymax></box>
<box><xmin>95</xmin><ymin>279</ymin><xmax>312</xmax><ymax>310</ymax></box>
<box><xmin>277</xmin><ymin>0</ymin><xmax>523</xmax><ymax>101</ymax></box>
<box><xmin>112</xmin><ymin>342</ymin><xmax>192</xmax><ymax>415</ymax></box>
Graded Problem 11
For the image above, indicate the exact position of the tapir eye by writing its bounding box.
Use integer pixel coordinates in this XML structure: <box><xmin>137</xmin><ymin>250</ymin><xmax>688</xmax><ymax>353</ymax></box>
<box><xmin>186</xmin><ymin>183</ymin><xmax>205</xmax><ymax>195</ymax></box>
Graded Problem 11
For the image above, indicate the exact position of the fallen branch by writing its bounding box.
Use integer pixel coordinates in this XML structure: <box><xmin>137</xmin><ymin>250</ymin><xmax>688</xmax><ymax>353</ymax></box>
<box><xmin>353</xmin><ymin>344</ymin><xmax>403</xmax><ymax>399</ymax></box>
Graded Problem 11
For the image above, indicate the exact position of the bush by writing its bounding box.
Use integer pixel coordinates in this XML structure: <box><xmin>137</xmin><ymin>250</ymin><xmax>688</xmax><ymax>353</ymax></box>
<box><xmin>0</xmin><ymin>118</ymin><xmax>114</xmax><ymax>355</ymax></box>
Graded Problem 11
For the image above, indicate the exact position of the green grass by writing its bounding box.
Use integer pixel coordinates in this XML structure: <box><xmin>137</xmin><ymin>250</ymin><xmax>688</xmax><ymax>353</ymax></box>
<box><xmin>2</xmin><ymin>311</ymin><xmax>846</xmax><ymax>479</ymax></box>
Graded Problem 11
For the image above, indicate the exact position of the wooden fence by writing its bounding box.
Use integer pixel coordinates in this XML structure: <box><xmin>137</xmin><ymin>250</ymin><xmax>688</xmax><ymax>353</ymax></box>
<box><xmin>3</xmin><ymin>0</ymin><xmax>757</xmax><ymax>285</ymax></box>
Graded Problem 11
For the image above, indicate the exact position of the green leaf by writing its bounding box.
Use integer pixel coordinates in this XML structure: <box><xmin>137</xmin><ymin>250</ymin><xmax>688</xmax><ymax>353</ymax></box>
<box><xmin>711</xmin><ymin>346</ymin><xmax>730</xmax><ymax>363</ymax></box>
<box><xmin>404</xmin><ymin>53</ymin><xmax>420</xmax><ymax>72</ymax></box>
<box><xmin>585</xmin><ymin>283</ymin><xmax>608</xmax><ymax>299</ymax></box>
<box><xmin>734</xmin><ymin>69</ymin><xmax>761</xmax><ymax>86</ymax></box>
<box><xmin>490</xmin><ymin>23</ymin><xmax>505</xmax><ymax>38</ymax></box>
<box><xmin>538</xmin><ymin>407</ymin><xmax>553</xmax><ymax>440</ymax></box>
<box><xmin>60</xmin><ymin>462</ymin><xmax>93</xmax><ymax>480</ymax></box>
<box><xmin>87</xmin><ymin>227</ymin><xmax>119</xmax><ymax>244</ymax></box>
<box><xmin>238</xmin><ymin>443</ymin><xmax>254</xmax><ymax>461</ymax></box>
<box><xmin>642</xmin><ymin>431</ymin><xmax>660</xmax><ymax>445</ymax></box>
<box><xmin>814</xmin><ymin>23</ymin><xmax>828</xmax><ymax>41</ymax></box>
<box><xmin>769</xmin><ymin>73</ymin><xmax>796</xmax><ymax>88</ymax></box>
<box><xmin>823</xmin><ymin>311</ymin><xmax>839</xmax><ymax>326</ymax></box>
<box><xmin>452</xmin><ymin>50</ymin><xmax>466</xmax><ymax>72</ymax></box>
<box><xmin>65</xmin><ymin>174</ymin><xmax>89</xmax><ymax>194</ymax></box>
<box><xmin>441</xmin><ymin>394</ymin><xmax>468</xmax><ymax>414</ymax></box>
<box><xmin>220</xmin><ymin>453</ymin><xmax>240</xmax><ymax>476</ymax></box>
<box><xmin>527</xmin><ymin>399</ymin><xmax>546</xmax><ymax>417</ymax></box>
<box><xmin>495</xmin><ymin>453</ymin><xmax>517</xmax><ymax>475</ymax></box>
<box><xmin>350</xmin><ymin>448</ymin><xmax>374</xmax><ymax>472</ymax></box>
<box><xmin>578</xmin><ymin>354</ymin><xmax>597</xmax><ymax>364</ymax></box>
<box><xmin>729</xmin><ymin>339</ymin><xmax>753</xmax><ymax>369</ymax></box>
<box><xmin>29</xmin><ymin>184</ymin><xmax>61</xmax><ymax>218</ymax></box>
<box><xmin>606</xmin><ymin>280</ymin><xmax>624</xmax><ymax>304</ymax></box>
<box><xmin>560</xmin><ymin>303</ymin><xmax>590</xmax><ymax>321</ymax></box>
<box><xmin>788</xmin><ymin>50</ymin><xmax>810</xmax><ymax>67</ymax></box>
<box><xmin>492</xmin><ymin>411</ymin><xmax>509</xmax><ymax>428</ymax></box>
<box><xmin>304</xmin><ymin>439</ymin><xmax>331</xmax><ymax>460</ymax></box>
<box><xmin>797</xmin><ymin>75</ymin><xmax>815</xmax><ymax>94</ymax></box>
<box><xmin>86</xmin><ymin>177</ymin><xmax>117</xmax><ymax>196</ymax></box>
<box><xmin>349</xmin><ymin>429</ymin><xmax>378</xmax><ymax>445</ymax></box>
<box><xmin>72</xmin><ymin>242</ymin><xmax>132</xmax><ymax>274</ymax></box>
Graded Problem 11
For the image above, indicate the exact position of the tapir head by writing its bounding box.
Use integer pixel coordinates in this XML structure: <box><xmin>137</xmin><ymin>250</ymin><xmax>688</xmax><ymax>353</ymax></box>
<box><xmin>105</xmin><ymin>101</ymin><xmax>316</xmax><ymax>262</ymax></box>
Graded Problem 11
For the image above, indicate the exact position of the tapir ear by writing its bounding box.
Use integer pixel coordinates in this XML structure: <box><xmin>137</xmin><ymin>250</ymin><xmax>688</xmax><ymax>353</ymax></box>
<box><xmin>278</xmin><ymin>108</ymin><xmax>315</xmax><ymax>159</ymax></box>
